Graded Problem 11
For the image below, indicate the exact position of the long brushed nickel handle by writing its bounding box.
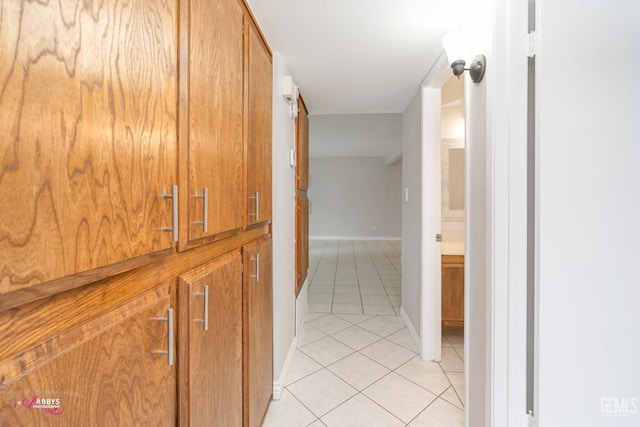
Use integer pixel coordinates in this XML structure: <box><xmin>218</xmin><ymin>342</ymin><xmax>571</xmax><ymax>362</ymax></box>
<box><xmin>194</xmin><ymin>285</ymin><xmax>209</xmax><ymax>332</ymax></box>
<box><xmin>250</xmin><ymin>253</ymin><xmax>260</xmax><ymax>283</ymax></box>
<box><xmin>161</xmin><ymin>185</ymin><xmax>179</xmax><ymax>241</ymax></box>
<box><xmin>151</xmin><ymin>308</ymin><xmax>174</xmax><ymax>366</ymax></box>
<box><xmin>249</xmin><ymin>192</ymin><xmax>259</xmax><ymax>221</ymax></box>
<box><xmin>193</xmin><ymin>187</ymin><xmax>208</xmax><ymax>233</ymax></box>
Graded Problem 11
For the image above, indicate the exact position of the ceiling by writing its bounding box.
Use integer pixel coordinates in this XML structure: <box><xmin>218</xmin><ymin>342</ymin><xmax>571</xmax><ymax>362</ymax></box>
<box><xmin>245</xmin><ymin>0</ymin><xmax>478</xmax><ymax>115</ymax></box>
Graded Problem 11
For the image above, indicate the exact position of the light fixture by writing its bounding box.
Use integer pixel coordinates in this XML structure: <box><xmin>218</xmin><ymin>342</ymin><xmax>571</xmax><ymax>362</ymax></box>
<box><xmin>442</xmin><ymin>28</ymin><xmax>486</xmax><ymax>83</ymax></box>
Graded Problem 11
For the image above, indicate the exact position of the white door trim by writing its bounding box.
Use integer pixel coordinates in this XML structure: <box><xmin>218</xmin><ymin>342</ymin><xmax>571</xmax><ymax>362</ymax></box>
<box><xmin>487</xmin><ymin>0</ymin><xmax>530</xmax><ymax>424</ymax></box>
<box><xmin>419</xmin><ymin>53</ymin><xmax>450</xmax><ymax>361</ymax></box>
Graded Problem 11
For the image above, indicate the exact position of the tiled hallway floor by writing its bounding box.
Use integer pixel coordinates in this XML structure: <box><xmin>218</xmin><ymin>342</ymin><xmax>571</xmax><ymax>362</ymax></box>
<box><xmin>307</xmin><ymin>240</ymin><xmax>403</xmax><ymax>316</ymax></box>
<box><xmin>264</xmin><ymin>240</ymin><xmax>465</xmax><ymax>426</ymax></box>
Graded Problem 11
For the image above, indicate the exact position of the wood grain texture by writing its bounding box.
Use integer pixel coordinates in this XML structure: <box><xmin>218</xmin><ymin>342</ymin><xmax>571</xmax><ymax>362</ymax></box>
<box><xmin>296</xmin><ymin>97</ymin><xmax>309</xmax><ymax>190</ymax></box>
<box><xmin>178</xmin><ymin>251</ymin><xmax>243</xmax><ymax>427</ymax></box>
<box><xmin>0</xmin><ymin>225</ymin><xmax>268</xmax><ymax>371</ymax></box>
<box><xmin>245</xmin><ymin>23</ymin><xmax>272</xmax><ymax>228</ymax></box>
<box><xmin>0</xmin><ymin>247</ymin><xmax>173</xmax><ymax>313</ymax></box>
<box><xmin>295</xmin><ymin>97</ymin><xmax>309</xmax><ymax>297</ymax></box>
<box><xmin>442</xmin><ymin>255</ymin><xmax>464</xmax><ymax>327</ymax></box>
<box><xmin>243</xmin><ymin>236</ymin><xmax>273</xmax><ymax>427</ymax></box>
<box><xmin>0</xmin><ymin>288</ymin><xmax>176</xmax><ymax>426</ymax></box>
<box><xmin>180</xmin><ymin>0</ymin><xmax>244</xmax><ymax>247</ymax></box>
<box><xmin>0</xmin><ymin>0</ymin><xmax>178</xmax><ymax>294</ymax></box>
<box><xmin>295</xmin><ymin>193</ymin><xmax>309</xmax><ymax>297</ymax></box>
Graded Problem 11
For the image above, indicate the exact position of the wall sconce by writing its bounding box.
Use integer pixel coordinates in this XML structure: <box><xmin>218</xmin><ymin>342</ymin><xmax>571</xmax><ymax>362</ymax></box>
<box><xmin>442</xmin><ymin>29</ymin><xmax>486</xmax><ymax>83</ymax></box>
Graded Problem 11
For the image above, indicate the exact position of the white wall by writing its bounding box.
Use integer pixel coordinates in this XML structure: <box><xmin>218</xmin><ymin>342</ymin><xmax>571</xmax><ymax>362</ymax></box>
<box><xmin>536</xmin><ymin>1</ymin><xmax>640</xmax><ymax>425</ymax></box>
<box><xmin>309</xmin><ymin>114</ymin><xmax>402</xmax><ymax>157</ymax></box>
<box><xmin>441</xmin><ymin>76</ymin><xmax>466</xmax><ymax>243</ymax></box>
<box><xmin>441</xmin><ymin>76</ymin><xmax>465</xmax><ymax>140</ymax></box>
<box><xmin>309</xmin><ymin>157</ymin><xmax>402</xmax><ymax>239</ymax></box>
<box><xmin>271</xmin><ymin>53</ymin><xmax>297</xmax><ymax>396</ymax></box>
<box><xmin>465</xmin><ymin>65</ymin><xmax>487</xmax><ymax>427</ymax></box>
<box><xmin>401</xmin><ymin>90</ymin><xmax>422</xmax><ymax>335</ymax></box>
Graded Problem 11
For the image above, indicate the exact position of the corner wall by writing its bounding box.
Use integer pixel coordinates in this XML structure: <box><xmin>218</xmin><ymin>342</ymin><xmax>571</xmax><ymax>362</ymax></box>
<box><xmin>309</xmin><ymin>157</ymin><xmax>402</xmax><ymax>239</ymax></box>
<box><xmin>271</xmin><ymin>52</ymin><xmax>297</xmax><ymax>396</ymax></box>
<box><xmin>401</xmin><ymin>90</ymin><xmax>422</xmax><ymax>335</ymax></box>
<box><xmin>536</xmin><ymin>1</ymin><xmax>640</xmax><ymax>424</ymax></box>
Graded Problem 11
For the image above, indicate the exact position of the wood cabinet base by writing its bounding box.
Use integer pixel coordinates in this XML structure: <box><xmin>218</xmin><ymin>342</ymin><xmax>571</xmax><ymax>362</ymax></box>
<box><xmin>442</xmin><ymin>255</ymin><xmax>464</xmax><ymax>327</ymax></box>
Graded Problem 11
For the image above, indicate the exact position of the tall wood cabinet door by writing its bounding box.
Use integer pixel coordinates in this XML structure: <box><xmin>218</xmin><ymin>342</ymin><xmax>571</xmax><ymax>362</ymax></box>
<box><xmin>0</xmin><ymin>288</ymin><xmax>176</xmax><ymax>425</ymax></box>
<box><xmin>243</xmin><ymin>236</ymin><xmax>273</xmax><ymax>427</ymax></box>
<box><xmin>245</xmin><ymin>23</ymin><xmax>273</xmax><ymax>228</ymax></box>
<box><xmin>441</xmin><ymin>255</ymin><xmax>465</xmax><ymax>327</ymax></box>
<box><xmin>178</xmin><ymin>251</ymin><xmax>243</xmax><ymax>426</ymax></box>
<box><xmin>296</xmin><ymin>99</ymin><xmax>310</xmax><ymax>190</ymax></box>
<box><xmin>180</xmin><ymin>0</ymin><xmax>244</xmax><ymax>248</ymax></box>
<box><xmin>0</xmin><ymin>0</ymin><xmax>178</xmax><ymax>297</ymax></box>
<box><xmin>296</xmin><ymin>194</ymin><xmax>309</xmax><ymax>297</ymax></box>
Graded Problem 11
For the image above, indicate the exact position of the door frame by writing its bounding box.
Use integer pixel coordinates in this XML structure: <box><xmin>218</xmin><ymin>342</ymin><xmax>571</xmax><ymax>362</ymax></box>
<box><xmin>420</xmin><ymin>53</ymin><xmax>451</xmax><ymax>362</ymax></box>
<box><xmin>420</xmin><ymin>0</ymin><xmax>531</xmax><ymax>421</ymax></box>
<box><xmin>480</xmin><ymin>0</ymin><xmax>531</xmax><ymax>424</ymax></box>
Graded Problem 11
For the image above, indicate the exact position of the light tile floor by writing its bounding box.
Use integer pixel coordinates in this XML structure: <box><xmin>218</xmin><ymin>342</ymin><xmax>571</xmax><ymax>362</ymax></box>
<box><xmin>264</xmin><ymin>240</ymin><xmax>465</xmax><ymax>426</ymax></box>
<box><xmin>307</xmin><ymin>240</ymin><xmax>403</xmax><ymax>316</ymax></box>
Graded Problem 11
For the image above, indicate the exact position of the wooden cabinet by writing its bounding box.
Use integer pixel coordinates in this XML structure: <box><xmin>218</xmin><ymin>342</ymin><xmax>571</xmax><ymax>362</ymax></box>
<box><xmin>244</xmin><ymin>22</ymin><xmax>273</xmax><ymax>228</ymax></box>
<box><xmin>178</xmin><ymin>251</ymin><xmax>243</xmax><ymax>426</ymax></box>
<box><xmin>179</xmin><ymin>0</ymin><xmax>244</xmax><ymax>247</ymax></box>
<box><xmin>1</xmin><ymin>0</ymin><xmax>275</xmax><ymax>425</ymax></box>
<box><xmin>295</xmin><ymin>97</ymin><xmax>309</xmax><ymax>297</ymax></box>
<box><xmin>0</xmin><ymin>0</ymin><xmax>177</xmax><ymax>301</ymax></box>
<box><xmin>243</xmin><ymin>237</ymin><xmax>273</xmax><ymax>427</ymax></box>
<box><xmin>296</xmin><ymin>98</ymin><xmax>310</xmax><ymax>191</ymax></box>
<box><xmin>442</xmin><ymin>255</ymin><xmax>465</xmax><ymax>327</ymax></box>
<box><xmin>0</xmin><ymin>287</ymin><xmax>176</xmax><ymax>425</ymax></box>
<box><xmin>296</xmin><ymin>195</ymin><xmax>309</xmax><ymax>297</ymax></box>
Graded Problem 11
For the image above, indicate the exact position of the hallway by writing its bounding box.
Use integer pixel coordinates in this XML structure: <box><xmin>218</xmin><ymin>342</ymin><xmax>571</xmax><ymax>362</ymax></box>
<box><xmin>264</xmin><ymin>240</ymin><xmax>465</xmax><ymax>426</ymax></box>
<box><xmin>307</xmin><ymin>240</ymin><xmax>402</xmax><ymax>316</ymax></box>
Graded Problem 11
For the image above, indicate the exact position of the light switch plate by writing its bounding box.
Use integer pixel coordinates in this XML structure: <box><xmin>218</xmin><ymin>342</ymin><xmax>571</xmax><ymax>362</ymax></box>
<box><xmin>289</xmin><ymin>149</ymin><xmax>296</xmax><ymax>167</ymax></box>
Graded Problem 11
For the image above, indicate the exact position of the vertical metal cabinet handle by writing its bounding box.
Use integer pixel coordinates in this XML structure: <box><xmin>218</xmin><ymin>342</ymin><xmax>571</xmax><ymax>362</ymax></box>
<box><xmin>172</xmin><ymin>185</ymin><xmax>179</xmax><ymax>241</ymax></box>
<box><xmin>161</xmin><ymin>185</ymin><xmax>179</xmax><ymax>242</ymax></box>
<box><xmin>194</xmin><ymin>285</ymin><xmax>209</xmax><ymax>332</ymax></box>
<box><xmin>203</xmin><ymin>285</ymin><xmax>209</xmax><ymax>331</ymax></box>
<box><xmin>151</xmin><ymin>308</ymin><xmax>175</xmax><ymax>366</ymax></box>
<box><xmin>249</xmin><ymin>253</ymin><xmax>260</xmax><ymax>283</ymax></box>
<box><xmin>167</xmin><ymin>308</ymin><xmax>174</xmax><ymax>366</ymax></box>
<box><xmin>255</xmin><ymin>192</ymin><xmax>259</xmax><ymax>221</ymax></box>
<box><xmin>249</xmin><ymin>192</ymin><xmax>259</xmax><ymax>221</ymax></box>
<box><xmin>192</xmin><ymin>187</ymin><xmax>208</xmax><ymax>232</ymax></box>
<box><xmin>203</xmin><ymin>187</ymin><xmax>209</xmax><ymax>233</ymax></box>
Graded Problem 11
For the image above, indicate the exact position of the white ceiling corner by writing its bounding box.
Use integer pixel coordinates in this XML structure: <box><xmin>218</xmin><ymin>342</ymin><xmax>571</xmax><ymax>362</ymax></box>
<box><xmin>245</xmin><ymin>0</ymin><xmax>479</xmax><ymax>115</ymax></box>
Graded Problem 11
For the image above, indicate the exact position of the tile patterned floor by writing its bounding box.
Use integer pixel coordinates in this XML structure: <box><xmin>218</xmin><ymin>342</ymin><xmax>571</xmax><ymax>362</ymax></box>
<box><xmin>307</xmin><ymin>240</ymin><xmax>403</xmax><ymax>316</ymax></box>
<box><xmin>264</xmin><ymin>240</ymin><xmax>465</xmax><ymax>427</ymax></box>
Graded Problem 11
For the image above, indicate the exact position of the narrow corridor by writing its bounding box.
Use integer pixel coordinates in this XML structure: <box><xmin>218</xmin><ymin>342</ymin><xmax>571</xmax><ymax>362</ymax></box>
<box><xmin>264</xmin><ymin>240</ymin><xmax>465</xmax><ymax>426</ymax></box>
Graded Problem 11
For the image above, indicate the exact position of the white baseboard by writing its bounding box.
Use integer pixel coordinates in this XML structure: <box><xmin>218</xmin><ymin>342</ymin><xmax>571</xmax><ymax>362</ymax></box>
<box><xmin>272</xmin><ymin>337</ymin><xmax>297</xmax><ymax>400</ymax></box>
<box><xmin>309</xmin><ymin>235</ymin><xmax>401</xmax><ymax>241</ymax></box>
<box><xmin>400</xmin><ymin>306</ymin><xmax>421</xmax><ymax>357</ymax></box>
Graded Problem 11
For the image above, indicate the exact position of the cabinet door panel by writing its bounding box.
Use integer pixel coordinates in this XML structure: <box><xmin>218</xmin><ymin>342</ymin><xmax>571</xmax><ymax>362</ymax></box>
<box><xmin>441</xmin><ymin>255</ymin><xmax>464</xmax><ymax>327</ymax></box>
<box><xmin>0</xmin><ymin>290</ymin><xmax>175</xmax><ymax>426</ymax></box>
<box><xmin>296</xmin><ymin>194</ymin><xmax>309</xmax><ymax>297</ymax></box>
<box><xmin>0</xmin><ymin>0</ymin><xmax>177</xmax><ymax>295</ymax></box>
<box><xmin>182</xmin><ymin>0</ymin><xmax>244</xmax><ymax>245</ymax></box>
<box><xmin>178</xmin><ymin>251</ymin><xmax>243</xmax><ymax>426</ymax></box>
<box><xmin>243</xmin><ymin>237</ymin><xmax>273</xmax><ymax>427</ymax></box>
<box><xmin>296</xmin><ymin>99</ymin><xmax>309</xmax><ymax>190</ymax></box>
<box><xmin>245</xmin><ymin>25</ymin><xmax>273</xmax><ymax>227</ymax></box>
